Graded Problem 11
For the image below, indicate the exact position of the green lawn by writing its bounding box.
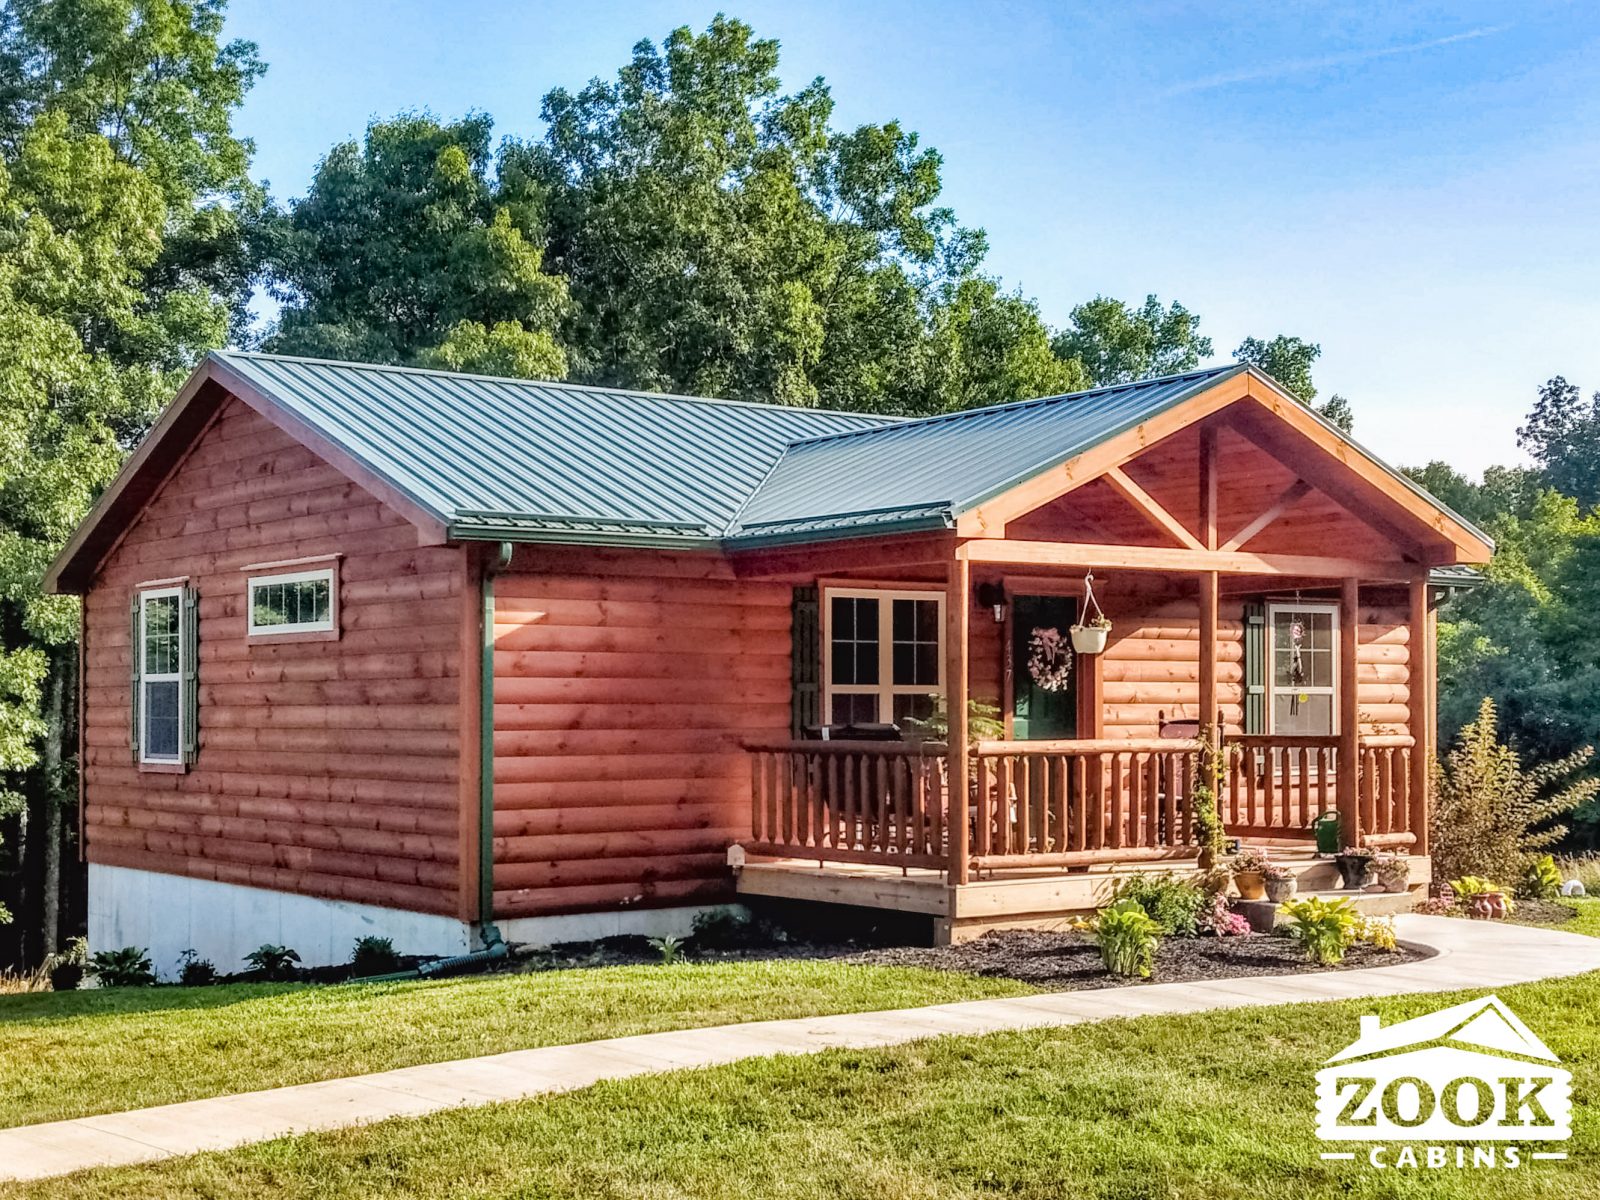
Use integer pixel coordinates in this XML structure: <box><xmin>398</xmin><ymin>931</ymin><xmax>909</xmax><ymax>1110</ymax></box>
<box><xmin>8</xmin><ymin>970</ymin><xmax>1600</xmax><ymax>1200</ymax></box>
<box><xmin>0</xmin><ymin>959</ymin><xmax>1030</xmax><ymax>1129</ymax></box>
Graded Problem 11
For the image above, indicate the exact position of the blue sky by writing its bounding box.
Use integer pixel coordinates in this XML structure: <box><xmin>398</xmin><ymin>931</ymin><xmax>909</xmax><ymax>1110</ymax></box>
<box><xmin>224</xmin><ymin>1</ymin><xmax>1600</xmax><ymax>475</ymax></box>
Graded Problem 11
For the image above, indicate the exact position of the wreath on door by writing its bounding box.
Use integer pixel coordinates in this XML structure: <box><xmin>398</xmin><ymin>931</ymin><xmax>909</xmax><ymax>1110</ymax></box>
<box><xmin>1027</xmin><ymin>626</ymin><xmax>1074</xmax><ymax>692</ymax></box>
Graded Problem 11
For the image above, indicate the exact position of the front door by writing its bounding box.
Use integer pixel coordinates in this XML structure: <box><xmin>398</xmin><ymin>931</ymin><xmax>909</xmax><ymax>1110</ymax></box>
<box><xmin>1011</xmin><ymin>594</ymin><xmax>1078</xmax><ymax>739</ymax></box>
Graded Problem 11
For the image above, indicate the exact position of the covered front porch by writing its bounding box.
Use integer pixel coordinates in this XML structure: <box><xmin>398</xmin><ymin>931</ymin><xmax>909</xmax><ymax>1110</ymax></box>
<box><xmin>723</xmin><ymin>375</ymin><xmax>1472</xmax><ymax>938</ymax></box>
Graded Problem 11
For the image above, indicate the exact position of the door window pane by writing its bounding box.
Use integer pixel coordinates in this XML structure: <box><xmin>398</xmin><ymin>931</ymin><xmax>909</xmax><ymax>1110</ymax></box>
<box><xmin>1272</xmin><ymin>610</ymin><xmax>1333</xmax><ymax>688</ymax></box>
<box><xmin>1273</xmin><ymin>693</ymin><xmax>1332</xmax><ymax>737</ymax></box>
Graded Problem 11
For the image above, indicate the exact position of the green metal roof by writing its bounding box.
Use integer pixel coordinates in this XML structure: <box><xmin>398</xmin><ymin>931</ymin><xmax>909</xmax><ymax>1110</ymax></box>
<box><xmin>210</xmin><ymin>352</ymin><xmax>893</xmax><ymax>543</ymax></box>
<box><xmin>177</xmin><ymin>352</ymin><xmax>1486</xmax><ymax>557</ymax></box>
<box><xmin>729</xmin><ymin>365</ymin><xmax>1247</xmax><ymax>541</ymax></box>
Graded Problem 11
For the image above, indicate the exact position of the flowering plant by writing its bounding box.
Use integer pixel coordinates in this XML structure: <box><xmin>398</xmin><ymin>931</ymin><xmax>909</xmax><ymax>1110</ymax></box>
<box><xmin>1198</xmin><ymin>892</ymin><xmax>1252</xmax><ymax>937</ymax></box>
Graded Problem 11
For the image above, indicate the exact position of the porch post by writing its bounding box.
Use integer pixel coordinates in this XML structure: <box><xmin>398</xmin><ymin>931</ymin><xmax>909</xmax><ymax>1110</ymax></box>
<box><xmin>947</xmin><ymin>553</ymin><xmax>971</xmax><ymax>885</ymax></box>
<box><xmin>1198</xmin><ymin>571</ymin><xmax>1219</xmax><ymax>733</ymax></box>
<box><xmin>1338</xmin><ymin>576</ymin><xmax>1362</xmax><ymax>849</ymax></box>
<box><xmin>1407</xmin><ymin>575</ymin><xmax>1432</xmax><ymax>856</ymax></box>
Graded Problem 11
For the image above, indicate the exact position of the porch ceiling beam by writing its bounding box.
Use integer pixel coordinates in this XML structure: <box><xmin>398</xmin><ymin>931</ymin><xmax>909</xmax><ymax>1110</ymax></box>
<box><xmin>957</xmin><ymin>537</ymin><xmax>1417</xmax><ymax>582</ymax></box>
<box><xmin>1102</xmin><ymin>466</ymin><xmax>1206</xmax><ymax>551</ymax></box>
<box><xmin>1220</xmin><ymin>479</ymin><xmax>1313</xmax><ymax>552</ymax></box>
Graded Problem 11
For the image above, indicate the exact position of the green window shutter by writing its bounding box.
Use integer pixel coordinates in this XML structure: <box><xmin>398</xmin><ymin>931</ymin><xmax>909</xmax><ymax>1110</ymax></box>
<box><xmin>129</xmin><ymin>593</ymin><xmax>141</xmax><ymax>761</ymax></box>
<box><xmin>791</xmin><ymin>586</ymin><xmax>820</xmax><ymax>737</ymax></box>
<box><xmin>1243</xmin><ymin>601</ymin><xmax>1266</xmax><ymax>735</ymax></box>
<box><xmin>181</xmin><ymin>586</ymin><xmax>199</xmax><ymax>763</ymax></box>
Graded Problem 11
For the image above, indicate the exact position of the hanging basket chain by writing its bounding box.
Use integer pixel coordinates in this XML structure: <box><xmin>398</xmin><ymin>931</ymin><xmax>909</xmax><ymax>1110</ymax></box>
<box><xmin>1078</xmin><ymin>571</ymin><xmax>1106</xmax><ymax>627</ymax></box>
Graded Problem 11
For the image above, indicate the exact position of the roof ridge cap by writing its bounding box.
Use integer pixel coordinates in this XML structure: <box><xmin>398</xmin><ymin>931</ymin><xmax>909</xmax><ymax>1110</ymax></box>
<box><xmin>212</xmin><ymin>350</ymin><xmax>902</xmax><ymax>424</ymax></box>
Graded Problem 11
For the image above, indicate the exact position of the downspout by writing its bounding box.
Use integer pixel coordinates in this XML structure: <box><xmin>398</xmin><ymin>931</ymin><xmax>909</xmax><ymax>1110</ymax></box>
<box><xmin>358</xmin><ymin>541</ymin><xmax>512</xmax><ymax>982</ymax></box>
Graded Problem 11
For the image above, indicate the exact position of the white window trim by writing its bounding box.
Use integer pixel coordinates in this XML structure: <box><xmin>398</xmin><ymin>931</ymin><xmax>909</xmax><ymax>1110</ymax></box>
<box><xmin>1265</xmin><ymin>600</ymin><xmax>1340</xmax><ymax>736</ymax></box>
<box><xmin>138</xmin><ymin>586</ymin><xmax>184</xmax><ymax>765</ymax></box>
<box><xmin>821</xmin><ymin>587</ymin><xmax>945</xmax><ymax>725</ymax></box>
<box><xmin>246</xmin><ymin>567</ymin><xmax>337</xmax><ymax>637</ymax></box>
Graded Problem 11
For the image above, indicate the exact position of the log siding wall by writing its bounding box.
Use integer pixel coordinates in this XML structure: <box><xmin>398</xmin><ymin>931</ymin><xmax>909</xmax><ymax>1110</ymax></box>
<box><xmin>82</xmin><ymin>396</ymin><xmax>468</xmax><ymax>916</ymax></box>
<box><xmin>490</xmin><ymin>547</ymin><xmax>792</xmax><ymax>918</ymax></box>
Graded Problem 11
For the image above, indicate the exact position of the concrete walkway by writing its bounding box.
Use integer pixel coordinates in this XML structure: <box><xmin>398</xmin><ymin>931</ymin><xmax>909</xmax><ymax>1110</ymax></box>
<box><xmin>4</xmin><ymin>914</ymin><xmax>1599</xmax><ymax>1183</ymax></box>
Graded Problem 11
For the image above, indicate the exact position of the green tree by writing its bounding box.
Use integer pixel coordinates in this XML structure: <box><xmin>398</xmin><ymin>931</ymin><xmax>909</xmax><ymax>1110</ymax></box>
<box><xmin>516</xmin><ymin>15</ymin><xmax>1033</xmax><ymax>412</ymax></box>
<box><xmin>265</xmin><ymin>113</ymin><xmax>567</xmax><ymax>376</ymax></box>
<box><xmin>1234</xmin><ymin>333</ymin><xmax>1352</xmax><ymax>431</ymax></box>
<box><xmin>1517</xmin><ymin>376</ymin><xmax>1600</xmax><ymax>508</ymax></box>
<box><xmin>0</xmin><ymin>1</ymin><xmax>261</xmax><ymax>957</ymax></box>
<box><xmin>1052</xmin><ymin>294</ymin><xmax>1212</xmax><ymax>386</ymax></box>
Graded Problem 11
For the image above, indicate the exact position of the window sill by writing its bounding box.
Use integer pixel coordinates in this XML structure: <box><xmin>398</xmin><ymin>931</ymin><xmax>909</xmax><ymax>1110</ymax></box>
<box><xmin>247</xmin><ymin>628</ymin><xmax>340</xmax><ymax>645</ymax></box>
<box><xmin>138</xmin><ymin>760</ymin><xmax>189</xmax><ymax>775</ymax></box>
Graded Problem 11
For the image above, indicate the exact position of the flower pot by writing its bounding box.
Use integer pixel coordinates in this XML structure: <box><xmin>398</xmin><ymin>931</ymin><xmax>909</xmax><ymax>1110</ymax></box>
<box><xmin>1264</xmin><ymin>877</ymin><xmax>1296</xmax><ymax>903</ymax></box>
<box><xmin>1069</xmin><ymin>624</ymin><xmax>1109</xmax><ymax>654</ymax></box>
<box><xmin>1335</xmin><ymin>854</ymin><xmax>1375</xmax><ymax>890</ymax></box>
<box><xmin>1233</xmin><ymin>870</ymin><xmax>1266</xmax><ymax>900</ymax></box>
<box><xmin>1469</xmin><ymin>892</ymin><xmax>1508</xmax><ymax>920</ymax></box>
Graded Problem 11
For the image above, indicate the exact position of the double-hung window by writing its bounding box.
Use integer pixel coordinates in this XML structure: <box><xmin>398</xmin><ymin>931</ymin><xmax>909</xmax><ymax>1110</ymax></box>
<box><xmin>1266</xmin><ymin>601</ymin><xmax>1339</xmax><ymax>736</ymax></box>
<box><xmin>133</xmin><ymin>585</ymin><xmax>197</xmax><ymax>766</ymax></box>
<box><xmin>822</xmin><ymin>588</ymin><xmax>944</xmax><ymax>727</ymax></box>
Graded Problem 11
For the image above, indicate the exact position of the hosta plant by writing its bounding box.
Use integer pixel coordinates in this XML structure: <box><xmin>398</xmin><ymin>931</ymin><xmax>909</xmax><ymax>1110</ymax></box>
<box><xmin>89</xmin><ymin>946</ymin><xmax>156</xmax><ymax>988</ymax></box>
<box><xmin>1087</xmin><ymin>899</ymin><xmax>1162</xmax><ymax>978</ymax></box>
<box><xmin>1278</xmin><ymin>896</ymin><xmax>1361</xmax><ymax>965</ymax></box>
<box><xmin>1522</xmin><ymin>855</ymin><xmax>1563</xmax><ymax>901</ymax></box>
<box><xmin>243</xmin><ymin>944</ymin><xmax>302</xmax><ymax>981</ymax></box>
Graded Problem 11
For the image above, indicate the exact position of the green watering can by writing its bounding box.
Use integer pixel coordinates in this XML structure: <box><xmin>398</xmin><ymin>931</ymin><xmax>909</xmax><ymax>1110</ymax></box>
<box><xmin>1312</xmin><ymin>811</ymin><xmax>1341</xmax><ymax>856</ymax></box>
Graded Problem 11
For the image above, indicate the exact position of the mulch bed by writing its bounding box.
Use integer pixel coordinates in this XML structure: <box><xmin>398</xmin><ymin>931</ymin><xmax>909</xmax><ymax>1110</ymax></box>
<box><xmin>847</xmin><ymin>929</ymin><xmax>1426</xmax><ymax>990</ymax></box>
<box><xmin>1504</xmin><ymin>899</ymin><xmax>1578</xmax><ymax>928</ymax></box>
<box><xmin>504</xmin><ymin>927</ymin><xmax>1426</xmax><ymax>991</ymax></box>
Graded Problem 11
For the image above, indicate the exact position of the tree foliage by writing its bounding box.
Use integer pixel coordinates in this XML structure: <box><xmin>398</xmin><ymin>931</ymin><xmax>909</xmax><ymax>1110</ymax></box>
<box><xmin>0</xmin><ymin>0</ymin><xmax>260</xmax><ymax>938</ymax></box>
<box><xmin>1233</xmin><ymin>333</ymin><xmax>1352</xmax><ymax>431</ymax></box>
<box><xmin>1053</xmin><ymin>294</ymin><xmax>1211</xmax><ymax>386</ymax></box>
<box><xmin>266</xmin><ymin>113</ymin><xmax>567</xmax><ymax>376</ymax></box>
<box><xmin>1518</xmin><ymin>376</ymin><xmax>1600</xmax><ymax>508</ymax></box>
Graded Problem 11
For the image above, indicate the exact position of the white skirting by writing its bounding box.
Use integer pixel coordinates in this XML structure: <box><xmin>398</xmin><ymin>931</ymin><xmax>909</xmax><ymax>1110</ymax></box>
<box><xmin>88</xmin><ymin>864</ymin><xmax>734</xmax><ymax>976</ymax></box>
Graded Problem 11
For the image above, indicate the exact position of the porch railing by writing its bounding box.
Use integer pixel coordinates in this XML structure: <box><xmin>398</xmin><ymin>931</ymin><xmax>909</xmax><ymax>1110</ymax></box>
<box><xmin>969</xmin><ymin>739</ymin><xmax>1200</xmax><ymax>868</ymax></box>
<box><xmin>742</xmin><ymin>732</ymin><xmax>1418</xmax><ymax>872</ymax></box>
<box><xmin>744</xmin><ymin>740</ymin><xmax>948</xmax><ymax>868</ymax></box>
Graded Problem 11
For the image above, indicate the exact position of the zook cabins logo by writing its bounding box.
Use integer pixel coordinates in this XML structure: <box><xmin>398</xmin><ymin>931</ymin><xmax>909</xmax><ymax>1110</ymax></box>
<box><xmin>1315</xmin><ymin>995</ymin><xmax>1571</xmax><ymax>1170</ymax></box>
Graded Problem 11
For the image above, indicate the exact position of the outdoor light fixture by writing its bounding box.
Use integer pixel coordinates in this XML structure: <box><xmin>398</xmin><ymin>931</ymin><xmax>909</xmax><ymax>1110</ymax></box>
<box><xmin>975</xmin><ymin>581</ymin><xmax>1007</xmax><ymax>622</ymax></box>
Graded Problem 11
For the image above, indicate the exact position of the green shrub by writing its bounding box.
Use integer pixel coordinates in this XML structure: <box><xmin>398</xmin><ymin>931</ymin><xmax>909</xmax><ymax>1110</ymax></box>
<box><xmin>1278</xmin><ymin>896</ymin><xmax>1360</xmax><ymax>965</ymax></box>
<box><xmin>1111</xmin><ymin>873</ymin><xmax>1206</xmax><ymax>935</ymax></box>
<box><xmin>1431</xmin><ymin>698</ymin><xmax>1598</xmax><ymax>882</ymax></box>
<box><xmin>1522</xmin><ymin>855</ymin><xmax>1562</xmax><ymax>900</ymax></box>
<box><xmin>350</xmin><ymin>936</ymin><xmax>401</xmax><ymax>977</ymax></box>
<box><xmin>243</xmin><ymin>944</ymin><xmax>302</xmax><ymax>981</ymax></box>
<box><xmin>1089</xmin><ymin>899</ymin><xmax>1161</xmax><ymax>978</ymax></box>
<box><xmin>89</xmin><ymin>946</ymin><xmax>155</xmax><ymax>988</ymax></box>
<box><xmin>177</xmin><ymin>949</ymin><xmax>217</xmax><ymax>987</ymax></box>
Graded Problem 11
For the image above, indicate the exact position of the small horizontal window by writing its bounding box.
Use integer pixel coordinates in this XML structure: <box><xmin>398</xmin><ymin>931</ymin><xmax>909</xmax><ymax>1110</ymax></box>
<box><xmin>247</xmin><ymin>567</ymin><xmax>336</xmax><ymax>636</ymax></box>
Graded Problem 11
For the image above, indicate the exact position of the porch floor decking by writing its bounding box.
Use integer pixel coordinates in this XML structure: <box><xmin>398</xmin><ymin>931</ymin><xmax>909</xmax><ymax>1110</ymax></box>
<box><xmin>735</xmin><ymin>844</ymin><xmax>1431</xmax><ymax>941</ymax></box>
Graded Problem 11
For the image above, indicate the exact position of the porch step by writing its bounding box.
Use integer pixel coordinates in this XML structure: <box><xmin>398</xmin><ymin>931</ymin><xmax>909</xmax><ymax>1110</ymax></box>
<box><xmin>1235</xmin><ymin>886</ymin><xmax>1419</xmax><ymax>933</ymax></box>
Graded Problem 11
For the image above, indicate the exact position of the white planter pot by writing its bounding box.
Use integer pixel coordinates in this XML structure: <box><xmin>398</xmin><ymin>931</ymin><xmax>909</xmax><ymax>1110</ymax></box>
<box><xmin>1070</xmin><ymin>625</ymin><xmax>1109</xmax><ymax>654</ymax></box>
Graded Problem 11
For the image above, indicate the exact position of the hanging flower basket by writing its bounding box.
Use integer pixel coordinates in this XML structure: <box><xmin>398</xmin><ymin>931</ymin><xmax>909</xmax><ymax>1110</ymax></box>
<box><xmin>1069</xmin><ymin>621</ymin><xmax>1110</xmax><ymax>655</ymax></box>
<box><xmin>1069</xmin><ymin>572</ymin><xmax>1111</xmax><ymax>654</ymax></box>
<box><xmin>1027</xmin><ymin>627</ymin><xmax>1073</xmax><ymax>691</ymax></box>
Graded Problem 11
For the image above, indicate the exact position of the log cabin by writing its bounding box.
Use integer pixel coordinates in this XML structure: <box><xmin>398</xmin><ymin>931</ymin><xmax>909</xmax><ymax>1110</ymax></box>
<box><xmin>44</xmin><ymin>353</ymin><xmax>1492</xmax><ymax>967</ymax></box>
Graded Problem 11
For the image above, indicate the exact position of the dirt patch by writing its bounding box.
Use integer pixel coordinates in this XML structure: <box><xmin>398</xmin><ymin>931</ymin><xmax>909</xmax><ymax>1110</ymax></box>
<box><xmin>1504</xmin><ymin>899</ymin><xmax>1578</xmax><ymax>928</ymax></box>
<box><xmin>845</xmin><ymin>929</ymin><xmax>1426</xmax><ymax>990</ymax></box>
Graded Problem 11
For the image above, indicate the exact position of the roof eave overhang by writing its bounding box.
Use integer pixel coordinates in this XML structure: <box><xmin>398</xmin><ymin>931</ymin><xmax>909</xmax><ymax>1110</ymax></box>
<box><xmin>44</xmin><ymin>355</ymin><xmax>455</xmax><ymax>595</ymax></box>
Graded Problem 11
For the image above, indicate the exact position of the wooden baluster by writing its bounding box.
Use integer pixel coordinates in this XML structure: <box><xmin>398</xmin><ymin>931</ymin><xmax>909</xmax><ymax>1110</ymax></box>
<box><xmin>1016</xmin><ymin>754</ymin><xmax>1032</xmax><ymax>854</ymax></box>
<box><xmin>1394</xmin><ymin>747</ymin><xmax>1410</xmax><ymax>834</ymax></box>
<box><xmin>1295</xmin><ymin>747</ymin><xmax>1309</xmax><ymax>828</ymax></box>
<box><xmin>1052</xmin><ymin>755</ymin><xmax>1068</xmax><ymax>855</ymax></box>
<box><xmin>972</xmin><ymin>755</ymin><xmax>989</xmax><ymax>857</ymax></box>
<box><xmin>858</xmin><ymin>753</ymin><xmax>872</xmax><ymax>853</ymax></box>
<box><xmin>875</xmin><ymin>754</ymin><xmax>891</xmax><ymax>854</ymax></box>
<box><xmin>1071</xmin><ymin>754</ymin><xmax>1087</xmax><ymax>850</ymax></box>
<box><xmin>1362</xmin><ymin>747</ymin><xmax>1377</xmax><ymax>837</ymax></box>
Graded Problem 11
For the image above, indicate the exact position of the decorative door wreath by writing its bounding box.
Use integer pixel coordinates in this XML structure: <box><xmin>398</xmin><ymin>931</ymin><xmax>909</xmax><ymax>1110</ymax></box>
<box><xmin>1026</xmin><ymin>626</ymin><xmax>1074</xmax><ymax>691</ymax></box>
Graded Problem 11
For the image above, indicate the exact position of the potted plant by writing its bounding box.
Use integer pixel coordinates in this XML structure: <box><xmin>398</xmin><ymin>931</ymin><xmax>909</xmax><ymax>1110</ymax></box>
<box><xmin>1373</xmin><ymin>855</ymin><xmax>1410</xmax><ymax>894</ymax></box>
<box><xmin>1263</xmin><ymin>863</ymin><xmax>1297</xmax><ymax>903</ymax></box>
<box><xmin>1230</xmin><ymin>846</ymin><xmax>1270</xmax><ymax>900</ymax></box>
<box><xmin>1450</xmin><ymin>876</ymin><xmax>1514</xmax><ymax>920</ymax></box>
<box><xmin>1334</xmin><ymin>845</ymin><xmax>1377</xmax><ymax>890</ymax></box>
<box><xmin>1069</xmin><ymin>612</ymin><xmax>1112</xmax><ymax>655</ymax></box>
